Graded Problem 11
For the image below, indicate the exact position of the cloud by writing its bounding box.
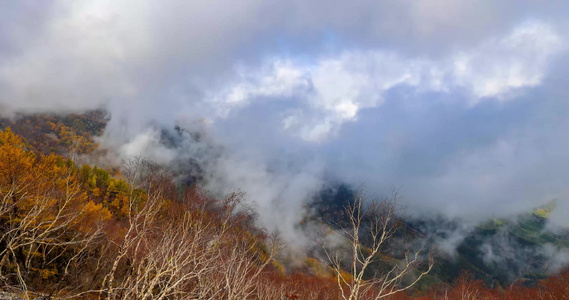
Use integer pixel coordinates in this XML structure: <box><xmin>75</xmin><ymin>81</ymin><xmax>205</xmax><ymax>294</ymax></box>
<box><xmin>1</xmin><ymin>0</ymin><xmax>569</xmax><ymax>252</ymax></box>
<box><xmin>452</xmin><ymin>21</ymin><xmax>564</xmax><ymax>101</ymax></box>
<box><xmin>1</xmin><ymin>1</ymin><xmax>566</xmax><ymax>118</ymax></box>
<box><xmin>208</xmin><ymin>22</ymin><xmax>563</xmax><ymax>141</ymax></box>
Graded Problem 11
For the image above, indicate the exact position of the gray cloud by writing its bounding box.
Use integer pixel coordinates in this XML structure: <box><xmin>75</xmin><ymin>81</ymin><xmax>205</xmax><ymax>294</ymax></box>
<box><xmin>2</xmin><ymin>0</ymin><xmax>569</xmax><ymax>248</ymax></box>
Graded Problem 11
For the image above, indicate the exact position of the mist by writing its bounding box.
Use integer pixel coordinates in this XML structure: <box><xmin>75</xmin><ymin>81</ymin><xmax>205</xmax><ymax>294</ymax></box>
<box><xmin>2</xmin><ymin>1</ymin><xmax>569</xmax><ymax>268</ymax></box>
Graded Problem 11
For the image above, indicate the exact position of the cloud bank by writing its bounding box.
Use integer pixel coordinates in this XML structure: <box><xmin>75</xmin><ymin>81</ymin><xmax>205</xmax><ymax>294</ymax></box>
<box><xmin>2</xmin><ymin>1</ymin><xmax>569</xmax><ymax>241</ymax></box>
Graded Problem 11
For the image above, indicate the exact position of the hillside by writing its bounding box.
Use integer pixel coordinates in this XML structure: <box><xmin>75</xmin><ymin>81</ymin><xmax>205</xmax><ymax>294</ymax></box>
<box><xmin>2</xmin><ymin>112</ymin><xmax>569</xmax><ymax>299</ymax></box>
<box><xmin>0</xmin><ymin>123</ymin><xmax>343</xmax><ymax>299</ymax></box>
<box><xmin>308</xmin><ymin>182</ymin><xmax>569</xmax><ymax>293</ymax></box>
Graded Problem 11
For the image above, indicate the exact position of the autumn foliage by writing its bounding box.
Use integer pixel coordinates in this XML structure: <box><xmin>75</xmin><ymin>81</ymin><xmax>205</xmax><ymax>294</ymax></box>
<box><xmin>3</xmin><ymin>125</ymin><xmax>569</xmax><ymax>299</ymax></box>
<box><xmin>0</xmin><ymin>128</ymin><xmax>343</xmax><ymax>299</ymax></box>
<box><xmin>0</xmin><ymin>111</ymin><xmax>106</xmax><ymax>157</ymax></box>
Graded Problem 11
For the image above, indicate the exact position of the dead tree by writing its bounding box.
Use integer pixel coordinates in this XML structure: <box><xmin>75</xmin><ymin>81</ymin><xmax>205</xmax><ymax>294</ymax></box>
<box><xmin>317</xmin><ymin>190</ymin><xmax>434</xmax><ymax>300</ymax></box>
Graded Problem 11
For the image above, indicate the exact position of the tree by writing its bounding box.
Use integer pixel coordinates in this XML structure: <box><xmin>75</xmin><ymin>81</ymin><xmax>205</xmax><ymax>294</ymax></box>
<box><xmin>444</xmin><ymin>272</ymin><xmax>498</xmax><ymax>300</ymax></box>
<box><xmin>317</xmin><ymin>190</ymin><xmax>434</xmax><ymax>300</ymax></box>
<box><xmin>100</xmin><ymin>158</ymin><xmax>282</xmax><ymax>300</ymax></box>
<box><xmin>0</xmin><ymin>128</ymin><xmax>107</xmax><ymax>297</ymax></box>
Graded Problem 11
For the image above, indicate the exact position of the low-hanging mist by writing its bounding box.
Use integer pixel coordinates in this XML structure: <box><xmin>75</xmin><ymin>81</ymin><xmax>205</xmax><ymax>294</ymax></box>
<box><xmin>3</xmin><ymin>0</ymin><xmax>569</xmax><ymax>276</ymax></box>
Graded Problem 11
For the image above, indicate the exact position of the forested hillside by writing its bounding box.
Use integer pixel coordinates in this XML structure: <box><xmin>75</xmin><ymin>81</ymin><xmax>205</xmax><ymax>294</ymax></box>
<box><xmin>0</xmin><ymin>125</ymin><xmax>340</xmax><ymax>299</ymax></box>
<box><xmin>2</xmin><ymin>114</ymin><xmax>569</xmax><ymax>299</ymax></box>
<box><xmin>0</xmin><ymin>111</ymin><xmax>107</xmax><ymax>157</ymax></box>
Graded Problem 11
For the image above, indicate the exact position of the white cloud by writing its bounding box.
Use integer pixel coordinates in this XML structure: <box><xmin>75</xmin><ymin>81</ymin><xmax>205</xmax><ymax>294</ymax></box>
<box><xmin>207</xmin><ymin>22</ymin><xmax>563</xmax><ymax>142</ymax></box>
<box><xmin>451</xmin><ymin>21</ymin><xmax>564</xmax><ymax>101</ymax></box>
<box><xmin>118</xmin><ymin>129</ymin><xmax>177</xmax><ymax>165</ymax></box>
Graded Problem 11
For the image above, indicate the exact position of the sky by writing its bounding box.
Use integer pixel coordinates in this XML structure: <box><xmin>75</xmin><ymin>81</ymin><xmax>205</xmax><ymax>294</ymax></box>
<box><xmin>2</xmin><ymin>1</ymin><xmax>569</xmax><ymax>242</ymax></box>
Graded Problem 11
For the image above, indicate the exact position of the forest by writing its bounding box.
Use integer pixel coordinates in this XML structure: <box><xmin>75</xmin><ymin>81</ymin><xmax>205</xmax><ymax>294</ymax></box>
<box><xmin>1</xmin><ymin>114</ymin><xmax>569</xmax><ymax>300</ymax></box>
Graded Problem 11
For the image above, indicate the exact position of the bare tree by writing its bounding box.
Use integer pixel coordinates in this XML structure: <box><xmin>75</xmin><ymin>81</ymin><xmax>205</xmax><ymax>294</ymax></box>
<box><xmin>101</xmin><ymin>159</ymin><xmax>281</xmax><ymax>300</ymax></box>
<box><xmin>317</xmin><ymin>190</ymin><xmax>434</xmax><ymax>300</ymax></box>
<box><xmin>101</xmin><ymin>190</ymin><xmax>281</xmax><ymax>300</ymax></box>
<box><xmin>216</xmin><ymin>231</ymin><xmax>282</xmax><ymax>300</ymax></box>
<box><xmin>0</xmin><ymin>167</ymin><xmax>102</xmax><ymax>298</ymax></box>
<box><xmin>109</xmin><ymin>207</ymin><xmax>226</xmax><ymax>299</ymax></box>
<box><xmin>100</xmin><ymin>179</ymin><xmax>163</xmax><ymax>299</ymax></box>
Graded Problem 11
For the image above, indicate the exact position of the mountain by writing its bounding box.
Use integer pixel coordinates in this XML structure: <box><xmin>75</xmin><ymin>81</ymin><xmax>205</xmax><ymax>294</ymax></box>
<box><xmin>2</xmin><ymin>111</ymin><xmax>569</xmax><ymax>299</ymax></box>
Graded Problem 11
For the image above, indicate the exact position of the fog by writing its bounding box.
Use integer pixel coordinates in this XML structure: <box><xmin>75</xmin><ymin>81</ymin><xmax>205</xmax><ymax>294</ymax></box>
<box><xmin>2</xmin><ymin>1</ymin><xmax>569</xmax><ymax>253</ymax></box>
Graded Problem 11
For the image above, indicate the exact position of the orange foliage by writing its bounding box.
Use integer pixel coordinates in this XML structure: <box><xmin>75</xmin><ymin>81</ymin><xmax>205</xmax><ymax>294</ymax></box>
<box><xmin>0</xmin><ymin>111</ymin><xmax>106</xmax><ymax>157</ymax></box>
<box><xmin>6</xmin><ymin>126</ymin><xmax>569</xmax><ymax>299</ymax></box>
